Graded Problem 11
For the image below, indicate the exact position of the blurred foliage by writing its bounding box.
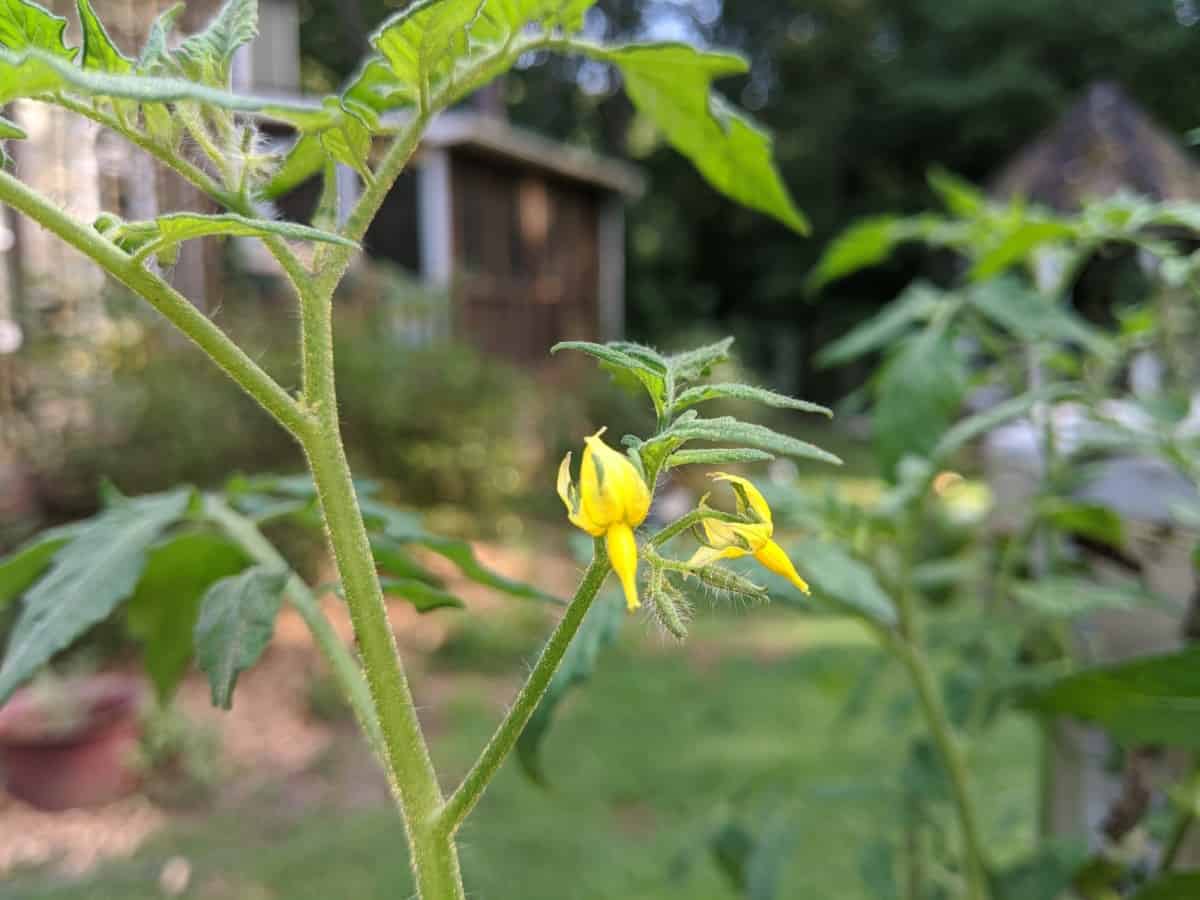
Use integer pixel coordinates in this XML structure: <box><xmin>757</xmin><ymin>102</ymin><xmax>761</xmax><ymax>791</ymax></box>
<box><xmin>137</xmin><ymin>703</ymin><xmax>223</xmax><ymax>809</ymax></box>
<box><xmin>429</xmin><ymin>601</ymin><xmax>550</xmax><ymax>674</ymax></box>
<box><xmin>288</xmin><ymin>0</ymin><xmax>1200</xmax><ymax>402</ymax></box>
<box><xmin>10</xmin><ymin>265</ymin><xmax>665</xmax><ymax>535</ymax></box>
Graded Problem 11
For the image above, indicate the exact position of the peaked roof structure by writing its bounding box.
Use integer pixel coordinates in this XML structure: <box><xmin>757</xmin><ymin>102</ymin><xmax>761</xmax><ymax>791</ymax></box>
<box><xmin>421</xmin><ymin>110</ymin><xmax>645</xmax><ymax>197</ymax></box>
<box><xmin>990</xmin><ymin>81</ymin><xmax>1200</xmax><ymax>209</ymax></box>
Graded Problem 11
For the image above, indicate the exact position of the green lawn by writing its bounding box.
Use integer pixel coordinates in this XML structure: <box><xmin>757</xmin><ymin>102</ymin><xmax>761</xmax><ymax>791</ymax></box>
<box><xmin>2</xmin><ymin>614</ymin><xmax>1037</xmax><ymax>900</ymax></box>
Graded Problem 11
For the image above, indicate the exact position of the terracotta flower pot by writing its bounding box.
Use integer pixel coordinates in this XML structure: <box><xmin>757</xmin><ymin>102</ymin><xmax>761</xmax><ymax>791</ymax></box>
<box><xmin>0</xmin><ymin>674</ymin><xmax>146</xmax><ymax>810</ymax></box>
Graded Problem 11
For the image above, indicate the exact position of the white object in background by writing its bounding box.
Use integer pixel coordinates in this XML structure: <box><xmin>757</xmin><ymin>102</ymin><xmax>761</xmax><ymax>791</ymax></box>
<box><xmin>0</xmin><ymin>319</ymin><xmax>21</xmax><ymax>355</ymax></box>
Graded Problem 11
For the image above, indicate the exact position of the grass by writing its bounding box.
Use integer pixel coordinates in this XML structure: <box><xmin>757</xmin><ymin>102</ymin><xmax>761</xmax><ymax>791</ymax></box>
<box><xmin>1</xmin><ymin>614</ymin><xmax>1038</xmax><ymax>900</ymax></box>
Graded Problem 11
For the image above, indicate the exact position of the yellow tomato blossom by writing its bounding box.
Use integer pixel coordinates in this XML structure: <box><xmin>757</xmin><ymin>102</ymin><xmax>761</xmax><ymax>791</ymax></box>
<box><xmin>688</xmin><ymin>473</ymin><xmax>810</xmax><ymax>594</ymax></box>
<box><xmin>558</xmin><ymin>429</ymin><xmax>651</xmax><ymax>610</ymax></box>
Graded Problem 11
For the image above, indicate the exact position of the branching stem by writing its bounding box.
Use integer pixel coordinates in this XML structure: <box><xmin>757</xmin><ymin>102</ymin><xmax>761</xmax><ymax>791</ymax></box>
<box><xmin>438</xmin><ymin>543</ymin><xmax>612</xmax><ymax>835</ymax></box>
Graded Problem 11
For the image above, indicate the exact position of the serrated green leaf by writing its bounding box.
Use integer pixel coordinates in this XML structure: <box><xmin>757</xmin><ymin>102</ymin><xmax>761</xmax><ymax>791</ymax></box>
<box><xmin>672</xmin><ymin>383</ymin><xmax>831</xmax><ymax>418</ymax></box>
<box><xmin>414</xmin><ymin>535</ymin><xmax>560</xmax><ymax>604</ymax></box>
<box><xmin>588</xmin><ymin>42</ymin><xmax>806</xmax><ymax>234</ymax></box>
<box><xmin>0</xmin><ymin>0</ymin><xmax>74</xmax><ymax>59</ymax></box>
<box><xmin>806</xmin><ymin>216</ymin><xmax>902</xmax><ymax>292</ymax></box>
<box><xmin>1012</xmin><ymin>577</ymin><xmax>1161</xmax><ymax>619</ymax></box>
<box><xmin>0</xmin><ymin>46</ymin><xmax>334</xmax><ymax>128</ymax></box>
<box><xmin>667</xmin><ymin>416</ymin><xmax>843</xmax><ymax>466</ymax></box>
<box><xmin>931</xmin><ymin>383</ymin><xmax>1079</xmax><ymax>464</ymax></box>
<box><xmin>517</xmin><ymin>592</ymin><xmax>623</xmax><ymax>783</ymax></box>
<box><xmin>745</xmin><ymin>810</ymin><xmax>801</xmax><ymax>900</ymax></box>
<box><xmin>342</xmin><ymin>56</ymin><xmax>413</xmax><ymax>121</ymax></box>
<box><xmin>785</xmin><ymin>539</ymin><xmax>897</xmax><ymax>627</ymax></box>
<box><xmin>816</xmin><ymin>282</ymin><xmax>947</xmax><ymax>368</ymax></box>
<box><xmin>874</xmin><ymin>329</ymin><xmax>967</xmax><ymax>479</ymax></box>
<box><xmin>928</xmin><ymin>167</ymin><xmax>984</xmax><ymax>218</ymax></box>
<box><xmin>370</xmin><ymin>0</ymin><xmax>483</xmax><ymax>108</ymax></box>
<box><xmin>362</xmin><ymin>500</ymin><xmax>562</xmax><ymax>605</ymax></box>
<box><xmin>1037</xmin><ymin>498</ymin><xmax>1124</xmax><ymax>547</ymax></box>
<box><xmin>551</xmin><ymin>340</ymin><xmax>667</xmax><ymax>417</ymax></box>
<box><xmin>175</xmin><ymin>0</ymin><xmax>257</xmax><ymax>85</ymax></box>
<box><xmin>607</xmin><ymin>340</ymin><xmax>668</xmax><ymax>372</ymax></box>
<box><xmin>991</xmin><ymin>840</ymin><xmax>1088</xmax><ymax>900</ymax></box>
<box><xmin>667</xmin><ymin>337</ymin><xmax>735</xmax><ymax>382</ymax></box>
<box><xmin>968</xmin><ymin>218</ymin><xmax>1075</xmax><ymax>281</ymax></box>
<box><xmin>260</xmin><ymin>133</ymin><xmax>326</xmax><ymax>200</ymax></box>
<box><xmin>76</xmin><ymin>0</ymin><xmax>131</xmax><ymax>73</ymax></box>
<box><xmin>472</xmin><ymin>0</ymin><xmax>594</xmax><ymax>45</ymax></box>
<box><xmin>1130</xmin><ymin>873</ymin><xmax>1200</xmax><ymax>900</ymax></box>
<box><xmin>319</xmin><ymin>113</ymin><xmax>373</xmax><ymax>181</ymax></box>
<box><xmin>371</xmin><ymin>536</ymin><xmax>444</xmax><ymax>586</ymax></box>
<box><xmin>194</xmin><ymin>565</ymin><xmax>288</xmax><ymax>710</ymax></box>
<box><xmin>101</xmin><ymin>211</ymin><xmax>356</xmax><ymax>263</ymax></box>
<box><xmin>666</xmin><ymin>448</ymin><xmax>774</xmax><ymax>468</ymax></box>
<box><xmin>0</xmin><ymin>523</ymin><xmax>78</xmax><ymax>610</ymax></box>
<box><xmin>0</xmin><ymin>489</ymin><xmax>191</xmax><ymax>704</ymax></box>
<box><xmin>379</xmin><ymin>577</ymin><xmax>464</xmax><ymax>612</ymax></box>
<box><xmin>126</xmin><ymin>532</ymin><xmax>249</xmax><ymax>703</ymax></box>
<box><xmin>1023</xmin><ymin>646</ymin><xmax>1200</xmax><ymax>748</ymax></box>
<box><xmin>137</xmin><ymin>3</ymin><xmax>183</xmax><ymax>72</ymax></box>
<box><xmin>968</xmin><ymin>277</ymin><xmax>1110</xmax><ymax>353</ymax></box>
<box><xmin>259</xmin><ymin>94</ymin><xmax>374</xmax><ymax>193</ymax></box>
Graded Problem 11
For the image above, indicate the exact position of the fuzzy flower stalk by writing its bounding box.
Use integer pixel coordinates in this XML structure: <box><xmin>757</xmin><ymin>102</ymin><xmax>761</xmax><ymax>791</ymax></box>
<box><xmin>558</xmin><ymin>429</ymin><xmax>651</xmax><ymax>609</ymax></box>
<box><xmin>690</xmin><ymin>474</ymin><xmax>810</xmax><ymax>593</ymax></box>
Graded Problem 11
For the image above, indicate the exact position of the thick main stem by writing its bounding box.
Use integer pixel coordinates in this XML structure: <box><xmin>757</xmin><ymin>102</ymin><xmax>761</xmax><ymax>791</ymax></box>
<box><xmin>297</xmin><ymin>241</ymin><xmax>461</xmax><ymax>894</ymax></box>
<box><xmin>303</xmin><ymin>393</ymin><xmax>464</xmax><ymax>896</ymax></box>
<box><xmin>438</xmin><ymin>544</ymin><xmax>612</xmax><ymax>836</ymax></box>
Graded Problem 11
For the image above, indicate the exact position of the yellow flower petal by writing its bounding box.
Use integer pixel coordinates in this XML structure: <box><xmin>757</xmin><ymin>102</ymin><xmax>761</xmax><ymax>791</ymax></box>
<box><xmin>557</xmin><ymin>451</ymin><xmax>604</xmax><ymax>535</ymax></box>
<box><xmin>753</xmin><ymin>539</ymin><xmax>810</xmax><ymax>594</ymax></box>
<box><xmin>687</xmin><ymin>544</ymin><xmax>748</xmax><ymax>568</ymax></box>
<box><xmin>711</xmin><ymin>473</ymin><xmax>773</xmax><ymax>527</ymax></box>
<box><xmin>700</xmin><ymin>517</ymin><xmax>770</xmax><ymax>552</ymax></box>
<box><xmin>556</xmin><ymin>453</ymin><xmax>574</xmax><ymax>510</ymax></box>
<box><xmin>605</xmin><ymin>522</ymin><xmax>641</xmax><ymax>610</ymax></box>
<box><xmin>580</xmin><ymin>429</ymin><xmax>650</xmax><ymax>529</ymax></box>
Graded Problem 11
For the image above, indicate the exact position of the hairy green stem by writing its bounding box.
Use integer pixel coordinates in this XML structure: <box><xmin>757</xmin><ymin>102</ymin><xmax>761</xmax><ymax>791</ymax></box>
<box><xmin>438</xmin><ymin>543</ymin><xmax>612</xmax><ymax>836</ymax></box>
<box><xmin>305</xmin><ymin>419</ymin><xmax>462</xmax><ymax>896</ymax></box>
<box><xmin>647</xmin><ymin>508</ymin><xmax>741</xmax><ymax>548</ymax></box>
<box><xmin>54</xmin><ymin>97</ymin><xmax>314</xmax><ymax>289</ymax></box>
<box><xmin>0</xmin><ymin>168</ymin><xmax>308</xmax><ymax>436</ymax></box>
<box><xmin>311</xmin><ymin>111</ymin><xmax>429</xmax><ymax>297</ymax></box>
<box><xmin>17</xmin><ymin>49</ymin><xmax>628</xmax><ymax>895</ymax></box>
<box><xmin>288</xmin><ymin>120</ymin><xmax>462</xmax><ymax>895</ymax></box>
<box><xmin>203</xmin><ymin>495</ymin><xmax>384</xmax><ymax>755</ymax></box>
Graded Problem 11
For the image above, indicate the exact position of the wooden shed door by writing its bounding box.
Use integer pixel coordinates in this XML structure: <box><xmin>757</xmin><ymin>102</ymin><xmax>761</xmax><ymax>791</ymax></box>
<box><xmin>451</xmin><ymin>154</ymin><xmax>600</xmax><ymax>364</ymax></box>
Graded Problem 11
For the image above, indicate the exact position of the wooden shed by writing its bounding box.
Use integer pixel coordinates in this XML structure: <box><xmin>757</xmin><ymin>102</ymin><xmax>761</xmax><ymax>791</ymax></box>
<box><xmin>265</xmin><ymin>110</ymin><xmax>643</xmax><ymax>364</ymax></box>
<box><xmin>990</xmin><ymin>81</ymin><xmax>1200</xmax><ymax>208</ymax></box>
<box><xmin>0</xmin><ymin>0</ymin><xmax>642</xmax><ymax>369</ymax></box>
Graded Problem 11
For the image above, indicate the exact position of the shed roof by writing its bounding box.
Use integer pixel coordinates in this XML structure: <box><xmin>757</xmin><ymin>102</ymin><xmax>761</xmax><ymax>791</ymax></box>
<box><xmin>257</xmin><ymin>93</ymin><xmax>646</xmax><ymax>198</ymax></box>
<box><xmin>419</xmin><ymin>110</ymin><xmax>645</xmax><ymax>198</ymax></box>
<box><xmin>990</xmin><ymin>82</ymin><xmax>1200</xmax><ymax>209</ymax></box>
